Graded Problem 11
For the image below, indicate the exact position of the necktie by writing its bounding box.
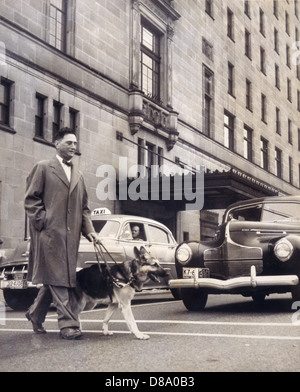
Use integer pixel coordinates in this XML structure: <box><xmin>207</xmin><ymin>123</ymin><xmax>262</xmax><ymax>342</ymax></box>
<box><xmin>63</xmin><ymin>159</ymin><xmax>73</xmax><ymax>167</ymax></box>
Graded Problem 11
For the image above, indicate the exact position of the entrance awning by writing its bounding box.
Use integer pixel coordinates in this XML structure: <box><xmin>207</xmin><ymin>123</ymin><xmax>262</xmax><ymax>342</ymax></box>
<box><xmin>203</xmin><ymin>168</ymin><xmax>279</xmax><ymax>209</ymax></box>
<box><xmin>118</xmin><ymin>168</ymin><xmax>280</xmax><ymax>211</ymax></box>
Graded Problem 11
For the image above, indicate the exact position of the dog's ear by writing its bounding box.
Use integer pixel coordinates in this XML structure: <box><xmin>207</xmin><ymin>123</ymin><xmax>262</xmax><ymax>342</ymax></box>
<box><xmin>139</xmin><ymin>246</ymin><xmax>147</xmax><ymax>255</ymax></box>
<box><xmin>133</xmin><ymin>246</ymin><xmax>140</xmax><ymax>259</ymax></box>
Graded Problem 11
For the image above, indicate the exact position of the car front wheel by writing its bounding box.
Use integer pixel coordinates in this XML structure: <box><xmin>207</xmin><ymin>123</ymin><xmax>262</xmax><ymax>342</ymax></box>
<box><xmin>3</xmin><ymin>288</ymin><xmax>38</xmax><ymax>310</ymax></box>
<box><xmin>181</xmin><ymin>288</ymin><xmax>208</xmax><ymax>311</ymax></box>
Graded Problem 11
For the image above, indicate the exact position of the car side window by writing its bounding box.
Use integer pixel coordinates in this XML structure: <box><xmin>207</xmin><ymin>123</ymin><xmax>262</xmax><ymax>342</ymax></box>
<box><xmin>119</xmin><ymin>223</ymin><xmax>146</xmax><ymax>241</ymax></box>
<box><xmin>148</xmin><ymin>225</ymin><xmax>170</xmax><ymax>244</ymax></box>
<box><xmin>130</xmin><ymin>223</ymin><xmax>146</xmax><ymax>241</ymax></box>
<box><xmin>119</xmin><ymin>223</ymin><xmax>133</xmax><ymax>240</ymax></box>
<box><xmin>262</xmin><ymin>203</ymin><xmax>300</xmax><ymax>221</ymax></box>
<box><xmin>228</xmin><ymin>205</ymin><xmax>262</xmax><ymax>222</ymax></box>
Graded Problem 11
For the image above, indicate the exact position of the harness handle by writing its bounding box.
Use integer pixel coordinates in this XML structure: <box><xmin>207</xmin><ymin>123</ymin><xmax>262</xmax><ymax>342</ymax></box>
<box><xmin>93</xmin><ymin>240</ymin><xmax>133</xmax><ymax>289</ymax></box>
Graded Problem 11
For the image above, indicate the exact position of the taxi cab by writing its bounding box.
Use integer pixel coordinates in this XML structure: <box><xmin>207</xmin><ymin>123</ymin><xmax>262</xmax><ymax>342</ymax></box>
<box><xmin>78</xmin><ymin>208</ymin><xmax>178</xmax><ymax>294</ymax></box>
<box><xmin>169</xmin><ymin>196</ymin><xmax>300</xmax><ymax>311</ymax></box>
<box><xmin>0</xmin><ymin>208</ymin><xmax>178</xmax><ymax>310</ymax></box>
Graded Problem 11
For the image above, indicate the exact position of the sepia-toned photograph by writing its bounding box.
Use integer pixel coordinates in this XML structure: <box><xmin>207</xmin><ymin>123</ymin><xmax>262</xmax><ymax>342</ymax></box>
<box><xmin>0</xmin><ymin>0</ymin><xmax>300</xmax><ymax>375</ymax></box>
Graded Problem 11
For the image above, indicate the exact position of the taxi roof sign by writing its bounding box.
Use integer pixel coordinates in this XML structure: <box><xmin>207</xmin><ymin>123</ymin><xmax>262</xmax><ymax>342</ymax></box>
<box><xmin>92</xmin><ymin>208</ymin><xmax>111</xmax><ymax>216</ymax></box>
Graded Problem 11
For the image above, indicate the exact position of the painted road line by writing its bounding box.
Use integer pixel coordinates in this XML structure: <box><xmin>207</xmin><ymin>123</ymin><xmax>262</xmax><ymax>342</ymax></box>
<box><xmin>0</xmin><ymin>318</ymin><xmax>298</xmax><ymax>327</ymax></box>
<box><xmin>1</xmin><ymin>327</ymin><xmax>300</xmax><ymax>340</ymax></box>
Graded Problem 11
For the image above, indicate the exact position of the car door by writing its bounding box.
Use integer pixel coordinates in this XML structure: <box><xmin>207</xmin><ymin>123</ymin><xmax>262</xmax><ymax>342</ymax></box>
<box><xmin>144</xmin><ymin>223</ymin><xmax>177</xmax><ymax>265</ymax></box>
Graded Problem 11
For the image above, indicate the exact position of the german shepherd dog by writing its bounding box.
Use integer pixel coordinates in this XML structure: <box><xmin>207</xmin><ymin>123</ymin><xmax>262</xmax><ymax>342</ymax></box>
<box><xmin>76</xmin><ymin>246</ymin><xmax>168</xmax><ymax>340</ymax></box>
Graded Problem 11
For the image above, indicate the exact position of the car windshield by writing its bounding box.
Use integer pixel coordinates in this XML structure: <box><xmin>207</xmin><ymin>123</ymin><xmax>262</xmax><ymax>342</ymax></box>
<box><xmin>92</xmin><ymin>220</ymin><xmax>120</xmax><ymax>238</ymax></box>
<box><xmin>262</xmin><ymin>202</ymin><xmax>300</xmax><ymax>221</ymax></box>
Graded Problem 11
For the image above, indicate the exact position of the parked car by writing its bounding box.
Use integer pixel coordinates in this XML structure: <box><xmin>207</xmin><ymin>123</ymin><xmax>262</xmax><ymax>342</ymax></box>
<box><xmin>169</xmin><ymin>195</ymin><xmax>300</xmax><ymax>311</ymax></box>
<box><xmin>0</xmin><ymin>209</ymin><xmax>179</xmax><ymax>310</ymax></box>
<box><xmin>0</xmin><ymin>240</ymin><xmax>39</xmax><ymax>310</ymax></box>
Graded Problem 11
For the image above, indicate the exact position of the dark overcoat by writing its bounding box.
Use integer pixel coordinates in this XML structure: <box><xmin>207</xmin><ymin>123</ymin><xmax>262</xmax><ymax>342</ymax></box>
<box><xmin>24</xmin><ymin>157</ymin><xmax>94</xmax><ymax>287</ymax></box>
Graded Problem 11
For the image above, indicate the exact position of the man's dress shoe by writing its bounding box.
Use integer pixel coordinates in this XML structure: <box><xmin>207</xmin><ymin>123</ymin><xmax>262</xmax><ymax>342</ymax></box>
<box><xmin>25</xmin><ymin>311</ymin><xmax>47</xmax><ymax>334</ymax></box>
<box><xmin>60</xmin><ymin>327</ymin><xmax>83</xmax><ymax>340</ymax></box>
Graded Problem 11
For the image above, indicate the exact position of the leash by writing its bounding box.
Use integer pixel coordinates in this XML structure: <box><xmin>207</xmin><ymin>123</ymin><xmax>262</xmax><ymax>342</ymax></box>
<box><xmin>93</xmin><ymin>240</ymin><xmax>134</xmax><ymax>289</ymax></box>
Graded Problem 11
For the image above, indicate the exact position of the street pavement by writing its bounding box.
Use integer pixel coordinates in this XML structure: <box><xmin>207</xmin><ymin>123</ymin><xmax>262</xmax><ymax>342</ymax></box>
<box><xmin>0</xmin><ymin>290</ymin><xmax>300</xmax><ymax>373</ymax></box>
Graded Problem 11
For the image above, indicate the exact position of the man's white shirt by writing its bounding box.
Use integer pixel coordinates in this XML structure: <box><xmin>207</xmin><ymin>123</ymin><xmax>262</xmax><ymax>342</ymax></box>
<box><xmin>56</xmin><ymin>155</ymin><xmax>72</xmax><ymax>182</ymax></box>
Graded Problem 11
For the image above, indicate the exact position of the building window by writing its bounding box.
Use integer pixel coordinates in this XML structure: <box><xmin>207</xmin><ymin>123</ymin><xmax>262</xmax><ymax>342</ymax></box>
<box><xmin>35</xmin><ymin>93</ymin><xmax>47</xmax><ymax>139</ymax></box>
<box><xmin>138</xmin><ymin>138</ymin><xmax>163</xmax><ymax>177</ymax></box>
<box><xmin>245</xmin><ymin>29</ymin><xmax>251</xmax><ymax>59</ymax></box>
<box><xmin>289</xmin><ymin>157</ymin><xmax>293</xmax><ymax>184</ymax></box>
<box><xmin>52</xmin><ymin>101</ymin><xmax>63</xmax><ymax>140</ymax></box>
<box><xmin>228</xmin><ymin>62</ymin><xmax>234</xmax><ymax>96</ymax></box>
<box><xmin>224</xmin><ymin>111</ymin><xmax>234</xmax><ymax>151</ymax></box>
<box><xmin>274</xmin><ymin>0</ymin><xmax>279</xmax><ymax>18</ymax></box>
<box><xmin>0</xmin><ymin>77</ymin><xmax>13</xmax><ymax>129</ymax></box>
<box><xmin>259</xmin><ymin>8</ymin><xmax>265</xmax><ymax>36</ymax></box>
<box><xmin>276</xmin><ymin>107</ymin><xmax>281</xmax><ymax>134</ymax></box>
<box><xmin>287</xmin><ymin>78</ymin><xmax>292</xmax><ymax>102</ymax></box>
<box><xmin>260</xmin><ymin>137</ymin><xmax>269</xmax><ymax>170</ymax></box>
<box><xmin>203</xmin><ymin>66</ymin><xmax>214</xmax><ymax>137</ymax></box>
<box><xmin>274</xmin><ymin>28</ymin><xmax>279</xmax><ymax>53</ymax></box>
<box><xmin>261</xmin><ymin>94</ymin><xmax>267</xmax><ymax>123</ymax></box>
<box><xmin>285</xmin><ymin>11</ymin><xmax>290</xmax><ymax>35</ymax></box>
<box><xmin>275</xmin><ymin>64</ymin><xmax>280</xmax><ymax>89</ymax></box>
<box><xmin>69</xmin><ymin>108</ymin><xmax>80</xmax><ymax>151</ymax></box>
<box><xmin>205</xmin><ymin>0</ymin><xmax>213</xmax><ymax>17</ymax></box>
<box><xmin>246</xmin><ymin>79</ymin><xmax>252</xmax><ymax>111</ymax></box>
<box><xmin>297</xmin><ymin>90</ymin><xmax>300</xmax><ymax>111</ymax></box>
<box><xmin>141</xmin><ymin>22</ymin><xmax>161</xmax><ymax>103</ymax></box>
<box><xmin>275</xmin><ymin>147</ymin><xmax>282</xmax><ymax>179</ymax></box>
<box><xmin>49</xmin><ymin>0</ymin><xmax>67</xmax><ymax>51</ymax></box>
<box><xmin>296</xmin><ymin>0</ymin><xmax>299</xmax><ymax>18</ymax></box>
<box><xmin>286</xmin><ymin>44</ymin><xmax>291</xmax><ymax>68</ymax></box>
<box><xmin>298</xmin><ymin>128</ymin><xmax>300</xmax><ymax>151</ymax></box>
<box><xmin>288</xmin><ymin>119</ymin><xmax>293</xmax><ymax>144</ymax></box>
<box><xmin>227</xmin><ymin>8</ymin><xmax>234</xmax><ymax>40</ymax></box>
<box><xmin>243</xmin><ymin>125</ymin><xmax>253</xmax><ymax>162</ymax></box>
<box><xmin>69</xmin><ymin>108</ymin><xmax>79</xmax><ymax>134</ymax></box>
<box><xmin>297</xmin><ymin>60</ymin><xmax>300</xmax><ymax>80</ymax></box>
<box><xmin>244</xmin><ymin>1</ymin><xmax>250</xmax><ymax>18</ymax></box>
<box><xmin>260</xmin><ymin>47</ymin><xmax>266</xmax><ymax>74</ymax></box>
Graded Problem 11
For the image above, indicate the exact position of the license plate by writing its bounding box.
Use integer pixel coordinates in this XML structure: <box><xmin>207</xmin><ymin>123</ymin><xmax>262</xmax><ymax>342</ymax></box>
<box><xmin>183</xmin><ymin>268</ymin><xmax>210</xmax><ymax>279</ymax></box>
<box><xmin>8</xmin><ymin>279</ymin><xmax>27</xmax><ymax>289</ymax></box>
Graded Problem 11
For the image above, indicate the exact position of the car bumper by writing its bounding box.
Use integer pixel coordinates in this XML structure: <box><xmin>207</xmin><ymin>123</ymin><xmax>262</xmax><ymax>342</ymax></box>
<box><xmin>169</xmin><ymin>266</ymin><xmax>299</xmax><ymax>290</ymax></box>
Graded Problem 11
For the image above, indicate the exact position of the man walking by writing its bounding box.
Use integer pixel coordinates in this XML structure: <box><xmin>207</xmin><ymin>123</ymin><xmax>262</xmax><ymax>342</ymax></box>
<box><xmin>24</xmin><ymin>128</ymin><xmax>98</xmax><ymax>340</ymax></box>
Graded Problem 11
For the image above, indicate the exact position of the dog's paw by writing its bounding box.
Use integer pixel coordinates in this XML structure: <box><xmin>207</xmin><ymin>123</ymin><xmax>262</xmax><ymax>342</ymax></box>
<box><xmin>136</xmin><ymin>333</ymin><xmax>150</xmax><ymax>340</ymax></box>
<box><xmin>103</xmin><ymin>330</ymin><xmax>114</xmax><ymax>336</ymax></box>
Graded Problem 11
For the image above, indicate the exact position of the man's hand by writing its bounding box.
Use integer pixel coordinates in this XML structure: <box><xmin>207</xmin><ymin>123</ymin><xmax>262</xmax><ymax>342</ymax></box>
<box><xmin>86</xmin><ymin>232</ymin><xmax>99</xmax><ymax>243</ymax></box>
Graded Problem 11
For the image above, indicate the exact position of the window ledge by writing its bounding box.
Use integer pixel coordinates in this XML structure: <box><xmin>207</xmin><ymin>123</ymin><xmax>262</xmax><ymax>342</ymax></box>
<box><xmin>33</xmin><ymin>136</ymin><xmax>55</xmax><ymax>147</ymax></box>
<box><xmin>0</xmin><ymin>124</ymin><xmax>16</xmax><ymax>134</ymax></box>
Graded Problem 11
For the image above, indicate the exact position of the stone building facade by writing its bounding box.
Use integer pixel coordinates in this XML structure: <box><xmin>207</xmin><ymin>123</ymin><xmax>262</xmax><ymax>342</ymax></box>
<box><xmin>0</xmin><ymin>0</ymin><xmax>300</xmax><ymax>247</ymax></box>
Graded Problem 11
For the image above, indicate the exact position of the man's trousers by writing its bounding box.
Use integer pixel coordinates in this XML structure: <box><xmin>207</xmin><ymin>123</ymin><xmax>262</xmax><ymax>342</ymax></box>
<box><xmin>27</xmin><ymin>285</ymin><xmax>81</xmax><ymax>330</ymax></box>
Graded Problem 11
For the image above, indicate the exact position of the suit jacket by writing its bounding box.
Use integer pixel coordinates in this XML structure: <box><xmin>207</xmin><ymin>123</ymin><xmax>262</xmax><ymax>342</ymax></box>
<box><xmin>24</xmin><ymin>157</ymin><xmax>94</xmax><ymax>287</ymax></box>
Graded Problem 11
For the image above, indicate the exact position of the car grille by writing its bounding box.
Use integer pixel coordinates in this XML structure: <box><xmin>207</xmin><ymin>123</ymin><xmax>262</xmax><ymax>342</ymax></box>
<box><xmin>0</xmin><ymin>265</ymin><xmax>28</xmax><ymax>280</ymax></box>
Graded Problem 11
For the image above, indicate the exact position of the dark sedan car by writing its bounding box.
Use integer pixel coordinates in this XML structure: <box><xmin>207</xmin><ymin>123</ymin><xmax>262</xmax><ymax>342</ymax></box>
<box><xmin>169</xmin><ymin>196</ymin><xmax>300</xmax><ymax>311</ymax></box>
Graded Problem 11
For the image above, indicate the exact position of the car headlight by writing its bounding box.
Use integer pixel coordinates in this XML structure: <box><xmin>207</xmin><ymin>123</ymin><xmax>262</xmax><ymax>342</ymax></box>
<box><xmin>274</xmin><ymin>238</ymin><xmax>294</xmax><ymax>262</ymax></box>
<box><xmin>176</xmin><ymin>243</ymin><xmax>192</xmax><ymax>265</ymax></box>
